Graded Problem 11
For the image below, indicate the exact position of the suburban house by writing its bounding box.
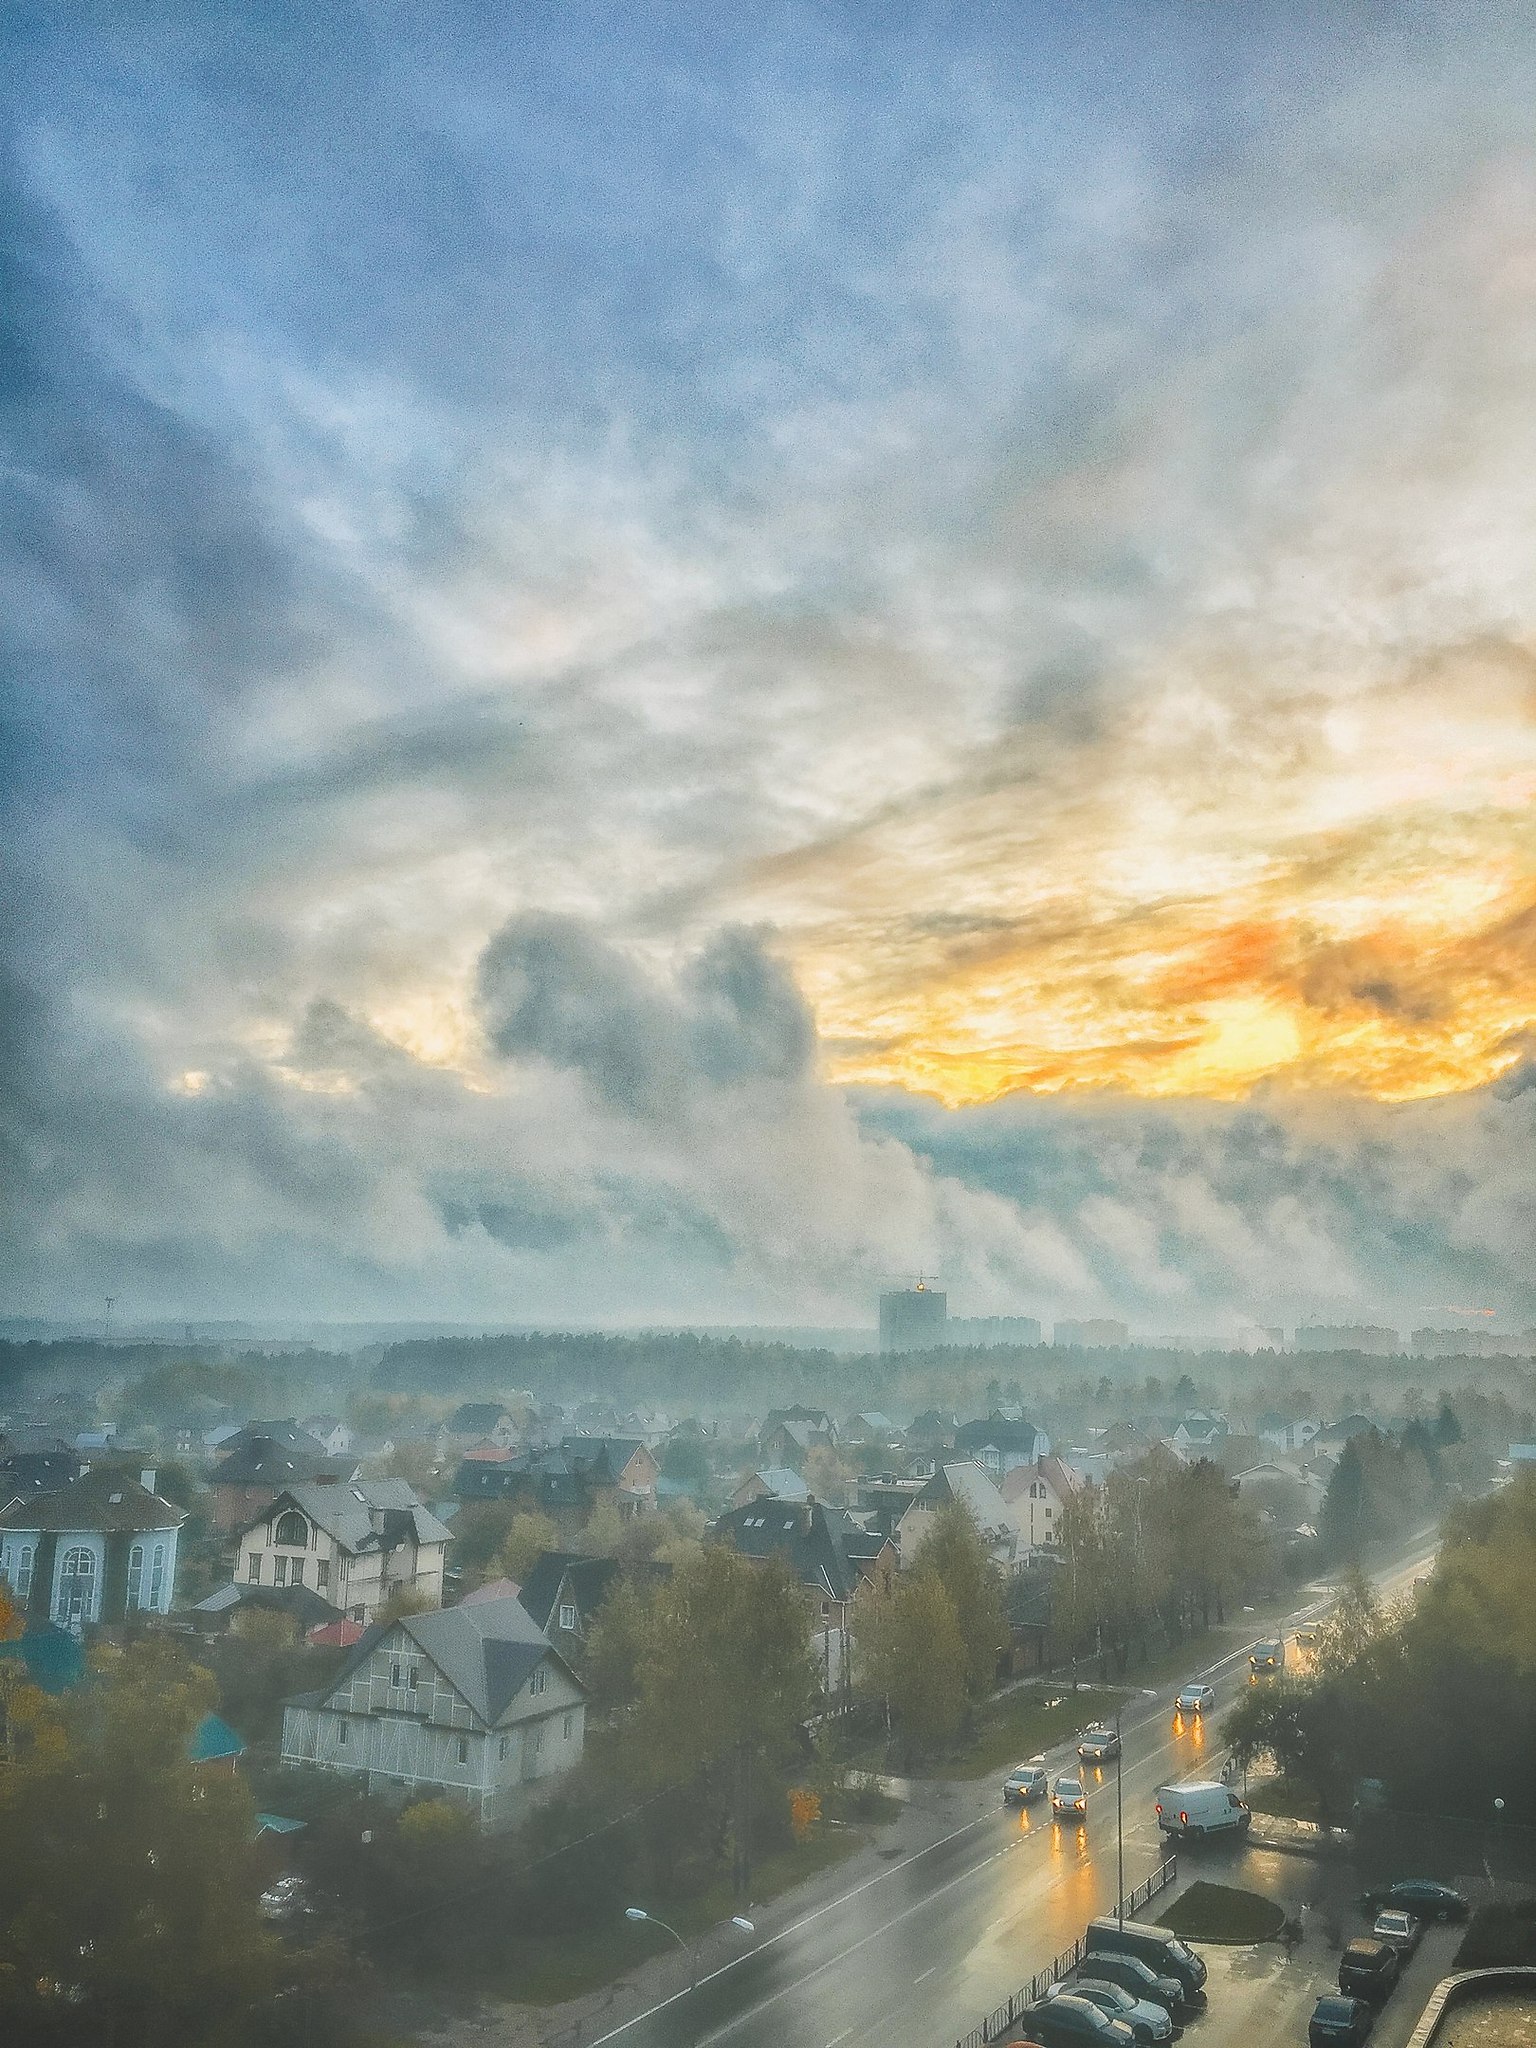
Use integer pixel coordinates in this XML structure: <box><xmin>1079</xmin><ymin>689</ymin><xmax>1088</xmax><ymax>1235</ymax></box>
<box><xmin>711</xmin><ymin>1498</ymin><xmax>896</xmax><ymax>1691</ymax></box>
<box><xmin>755</xmin><ymin>1408</ymin><xmax>838</xmax><ymax>1472</ymax></box>
<box><xmin>1000</xmin><ymin>1455</ymin><xmax>1082</xmax><ymax>1551</ymax></box>
<box><xmin>454</xmin><ymin>1439</ymin><xmax>658</xmax><ymax>1538</ymax></box>
<box><xmin>515</xmin><ymin>1550</ymin><xmax>669</xmax><ymax>1664</ymax></box>
<box><xmin>0</xmin><ymin>1467</ymin><xmax>185</xmax><ymax>1630</ymax></box>
<box><xmin>437</xmin><ymin>1404</ymin><xmax>524</xmax><ymax>1460</ymax></box>
<box><xmin>1169</xmin><ymin>1412</ymin><xmax>1230</xmax><ymax>1459</ymax></box>
<box><xmin>279</xmin><ymin>1595</ymin><xmax>586</xmax><ymax>1829</ymax></box>
<box><xmin>1256</xmin><ymin>1414</ymin><xmax>1323</xmax><ymax>1454</ymax></box>
<box><xmin>0</xmin><ymin>1449</ymin><xmax>83</xmax><ymax>1501</ymax></box>
<box><xmin>300</xmin><ymin>1416</ymin><xmax>355</xmax><ymax>1459</ymax></box>
<box><xmin>559</xmin><ymin>1437</ymin><xmax>660</xmax><ymax>1511</ymax></box>
<box><xmin>730</xmin><ymin>1467</ymin><xmax>810</xmax><ymax>1512</ymax></box>
<box><xmin>210</xmin><ymin>1424</ymin><xmax>359</xmax><ymax>1533</ymax></box>
<box><xmin>841</xmin><ymin>1412</ymin><xmax>899</xmax><ymax>1447</ymax></box>
<box><xmin>236</xmin><ymin>1480</ymin><xmax>451</xmax><ymax>1624</ymax></box>
<box><xmin>897</xmin><ymin>1460</ymin><xmax>1022</xmax><ymax>1570</ymax></box>
<box><xmin>953</xmin><ymin>1413</ymin><xmax>1051</xmax><ymax>1478</ymax></box>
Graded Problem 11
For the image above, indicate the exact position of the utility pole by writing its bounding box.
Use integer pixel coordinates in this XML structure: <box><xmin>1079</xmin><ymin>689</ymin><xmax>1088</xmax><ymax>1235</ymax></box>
<box><xmin>104</xmin><ymin>1295</ymin><xmax>115</xmax><ymax>1342</ymax></box>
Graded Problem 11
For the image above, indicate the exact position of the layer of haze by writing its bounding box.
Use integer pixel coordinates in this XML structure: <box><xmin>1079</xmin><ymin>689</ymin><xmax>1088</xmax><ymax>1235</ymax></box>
<box><xmin>3</xmin><ymin>2</ymin><xmax>1535</xmax><ymax>1333</ymax></box>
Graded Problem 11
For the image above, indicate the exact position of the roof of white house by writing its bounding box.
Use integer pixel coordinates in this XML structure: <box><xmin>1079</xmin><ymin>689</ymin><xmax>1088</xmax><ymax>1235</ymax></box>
<box><xmin>249</xmin><ymin>1479</ymin><xmax>452</xmax><ymax>1555</ymax></box>
<box><xmin>0</xmin><ymin>1467</ymin><xmax>186</xmax><ymax>1533</ymax></box>
<box><xmin>909</xmin><ymin>1460</ymin><xmax>1014</xmax><ymax>1532</ymax></box>
<box><xmin>302</xmin><ymin>1596</ymin><xmax>579</xmax><ymax>1730</ymax></box>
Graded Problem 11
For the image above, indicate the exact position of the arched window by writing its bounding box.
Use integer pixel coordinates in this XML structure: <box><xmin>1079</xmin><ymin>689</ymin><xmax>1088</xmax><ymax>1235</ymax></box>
<box><xmin>56</xmin><ymin>1546</ymin><xmax>97</xmax><ymax>1625</ymax></box>
<box><xmin>148</xmin><ymin>1544</ymin><xmax>166</xmax><ymax>1609</ymax></box>
<box><xmin>274</xmin><ymin>1509</ymin><xmax>308</xmax><ymax>1548</ymax></box>
<box><xmin>15</xmin><ymin>1545</ymin><xmax>32</xmax><ymax>1599</ymax></box>
<box><xmin>127</xmin><ymin>1543</ymin><xmax>145</xmax><ymax>1610</ymax></box>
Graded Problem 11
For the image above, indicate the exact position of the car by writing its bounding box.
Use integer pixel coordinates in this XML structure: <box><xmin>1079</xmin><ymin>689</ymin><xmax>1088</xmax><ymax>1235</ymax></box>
<box><xmin>1076</xmin><ymin>1954</ymin><xmax>1190</xmax><ymax>2017</ymax></box>
<box><xmin>1175</xmin><ymin>1684</ymin><xmax>1214</xmax><ymax>1715</ymax></box>
<box><xmin>1084</xmin><ymin>1921</ymin><xmax>1206</xmax><ymax>2001</ymax></box>
<box><xmin>1338</xmin><ymin>1939</ymin><xmax>1401</xmax><ymax>2003</ymax></box>
<box><xmin>1053</xmin><ymin>1774</ymin><xmax>1088</xmax><ymax>1819</ymax></box>
<box><xmin>1310</xmin><ymin>1997</ymin><xmax>1374</xmax><ymax>2048</ymax></box>
<box><xmin>1372</xmin><ymin>1909</ymin><xmax>1422</xmax><ymax>1955</ymax></box>
<box><xmin>1043</xmin><ymin>1979</ymin><xmax>1173</xmax><ymax>2043</ymax></box>
<box><xmin>1154</xmin><ymin>1781</ymin><xmax>1252</xmax><ymax>1838</ymax></box>
<box><xmin>1359</xmin><ymin>1880</ymin><xmax>1469</xmax><ymax>1923</ymax></box>
<box><xmin>1294</xmin><ymin>1625</ymin><xmax>1320</xmax><ymax>1650</ymax></box>
<box><xmin>1019</xmin><ymin>1993</ymin><xmax>1137</xmax><ymax>2048</ymax></box>
<box><xmin>1005</xmin><ymin>1763</ymin><xmax>1051</xmax><ymax>1805</ymax></box>
<box><xmin>1079</xmin><ymin>1724</ymin><xmax>1123</xmax><ymax>1763</ymax></box>
<box><xmin>1248</xmin><ymin>1640</ymin><xmax>1285</xmax><ymax>1675</ymax></box>
<box><xmin>259</xmin><ymin>1873</ymin><xmax>313</xmax><ymax>1922</ymax></box>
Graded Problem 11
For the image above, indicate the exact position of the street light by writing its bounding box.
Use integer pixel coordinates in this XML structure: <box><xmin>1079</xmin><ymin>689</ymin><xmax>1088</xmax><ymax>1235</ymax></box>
<box><xmin>624</xmin><ymin>1909</ymin><xmax>756</xmax><ymax>2008</ymax></box>
<box><xmin>1114</xmin><ymin>1708</ymin><xmax>1125</xmax><ymax>1927</ymax></box>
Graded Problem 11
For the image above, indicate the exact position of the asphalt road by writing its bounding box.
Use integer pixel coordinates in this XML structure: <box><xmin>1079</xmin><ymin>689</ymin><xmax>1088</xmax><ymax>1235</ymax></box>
<box><xmin>588</xmin><ymin>1538</ymin><xmax>1440</xmax><ymax>2048</ymax></box>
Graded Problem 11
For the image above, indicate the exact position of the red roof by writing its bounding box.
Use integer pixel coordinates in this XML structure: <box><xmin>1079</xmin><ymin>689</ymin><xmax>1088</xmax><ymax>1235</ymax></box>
<box><xmin>306</xmin><ymin>1618</ymin><xmax>366</xmax><ymax>1648</ymax></box>
<box><xmin>463</xmin><ymin>1441</ymin><xmax>514</xmax><ymax>1462</ymax></box>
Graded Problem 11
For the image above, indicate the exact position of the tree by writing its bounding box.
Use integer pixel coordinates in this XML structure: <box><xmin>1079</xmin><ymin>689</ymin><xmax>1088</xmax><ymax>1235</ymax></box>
<box><xmin>858</xmin><ymin>1570</ymin><xmax>967</xmax><ymax>1760</ymax></box>
<box><xmin>909</xmin><ymin>1500</ymin><xmax>1007</xmax><ymax>1698</ymax></box>
<box><xmin>659</xmin><ymin>1437</ymin><xmax>710</xmax><ymax>1491</ymax></box>
<box><xmin>585</xmin><ymin>1574</ymin><xmax>652</xmax><ymax>1718</ymax></box>
<box><xmin>803</xmin><ymin>1443</ymin><xmax>858</xmax><ymax>1507</ymax></box>
<box><xmin>498</xmin><ymin>1509</ymin><xmax>561</xmax><ymax>1581</ymax></box>
<box><xmin>0</xmin><ymin>1636</ymin><xmax>288</xmax><ymax>2047</ymax></box>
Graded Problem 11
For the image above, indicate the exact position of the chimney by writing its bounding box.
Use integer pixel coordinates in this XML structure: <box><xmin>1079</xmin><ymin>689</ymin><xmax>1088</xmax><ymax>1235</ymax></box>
<box><xmin>140</xmin><ymin>1467</ymin><xmax>157</xmax><ymax>1494</ymax></box>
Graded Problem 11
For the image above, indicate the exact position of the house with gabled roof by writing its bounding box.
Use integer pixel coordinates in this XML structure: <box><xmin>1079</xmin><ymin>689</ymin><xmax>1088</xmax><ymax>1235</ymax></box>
<box><xmin>953</xmin><ymin>1413</ymin><xmax>1050</xmax><ymax>1478</ymax></box>
<box><xmin>730</xmin><ymin>1466</ymin><xmax>810</xmax><ymax>1511</ymax></box>
<box><xmin>896</xmin><ymin>1460</ymin><xmax>1022</xmax><ymax>1570</ymax></box>
<box><xmin>0</xmin><ymin>1467</ymin><xmax>185</xmax><ymax>1631</ymax></box>
<box><xmin>279</xmin><ymin>1595</ymin><xmax>585</xmax><ymax>1829</ymax></box>
<box><xmin>236</xmin><ymin>1479</ymin><xmax>452</xmax><ymax>1625</ymax></box>
<box><xmin>711</xmin><ymin>1498</ymin><xmax>896</xmax><ymax>1691</ymax></box>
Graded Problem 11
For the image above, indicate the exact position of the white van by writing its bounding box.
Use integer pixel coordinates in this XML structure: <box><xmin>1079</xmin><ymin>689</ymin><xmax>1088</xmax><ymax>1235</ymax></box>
<box><xmin>1154</xmin><ymin>1781</ymin><xmax>1252</xmax><ymax>1838</ymax></box>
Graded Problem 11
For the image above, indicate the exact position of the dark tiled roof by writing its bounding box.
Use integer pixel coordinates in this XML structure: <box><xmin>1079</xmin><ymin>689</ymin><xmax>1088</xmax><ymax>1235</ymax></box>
<box><xmin>0</xmin><ymin>1451</ymin><xmax>83</xmax><ymax>1498</ymax></box>
<box><xmin>516</xmin><ymin>1551</ymin><xmax>622</xmax><ymax>1631</ymax></box>
<box><xmin>955</xmin><ymin>1414</ymin><xmax>1042</xmax><ymax>1454</ymax></box>
<box><xmin>0</xmin><ymin>1467</ymin><xmax>185</xmax><ymax>1533</ymax></box>
<box><xmin>713</xmin><ymin>1499</ymin><xmax>874</xmax><ymax>1603</ymax></box>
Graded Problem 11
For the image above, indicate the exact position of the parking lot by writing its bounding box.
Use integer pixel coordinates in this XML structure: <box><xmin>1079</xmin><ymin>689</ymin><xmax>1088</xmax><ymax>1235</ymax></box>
<box><xmin>1062</xmin><ymin>1847</ymin><xmax>1467</xmax><ymax>2048</ymax></box>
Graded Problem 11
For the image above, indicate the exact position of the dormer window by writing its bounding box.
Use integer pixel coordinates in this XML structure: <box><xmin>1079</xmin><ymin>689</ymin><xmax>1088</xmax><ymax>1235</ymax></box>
<box><xmin>274</xmin><ymin>1509</ymin><xmax>308</xmax><ymax>1548</ymax></box>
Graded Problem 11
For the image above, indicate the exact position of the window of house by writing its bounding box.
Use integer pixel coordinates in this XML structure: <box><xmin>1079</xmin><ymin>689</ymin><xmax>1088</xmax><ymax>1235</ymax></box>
<box><xmin>499</xmin><ymin>1735</ymin><xmax>510</xmax><ymax>1760</ymax></box>
<box><xmin>56</xmin><ymin>1546</ymin><xmax>96</xmax><ymax>1624</ymax></box>
<box><xmin>407</xmin><ymin>1664</ymin><xmax>418</xmax><ymax>1689</ymax></box>
<box><xmin>317</xmin><ymin>1561</ymin><xmax>330</xmax><ymax>1591</ymax></box>
<box><xmin>126</xmin><ymin>1543</ymin><xmax>145</xmax><ymax>1610</ymax></box>
<box><xmin>558</xmin><ymin>1602</ymin><xmax>576</xmax><ymax>1631</ymax></box>
<box><xmin>530</xmin><ymin>1666</ymin><xmax>547</xmax><ymax>1695</ymax></box>
<box><xmin>15</xmin><ymin>1544</ymin><xmax>33</xmax><ymax>1599</ymax></box>
<box><xmin>351</xmin><ymin>1606</ymin><xmax>365</xmax><ymax>1623</ymax></box>
<box><xmin>247</xmin><ymin>1552</ymin><xmax>262</xmax><ymax>1582</ymax></box>
<box><xmin>390</xmin><ymin>1661</ymin><xmax>402</xmax><ymax>1688</ymax></box>
<box><xmin>274</xmin><ymin>1509</ymin><xmax>308</xmax><ymax>1548</ymax></box>
<box><xmin>456</xmin><ymin>1737</ymin><xmax>468</xmax><ymax>1765</ymax></box>
<box><xmin>337</xmin><ymin>1720</ymin><xmax>349</xmax><ymax>1745</ymax></box>
<box><xmin>289</xmin><ymin>1557</ymin><xmax>304</xmax><ymax>1587</ymax></box>
<box><xmin>274</xmin><ymin>1556</ymin><xmax>288</xmax><ymax>1586</ymax></box>
<box><xmin>562</xmin><ymin>1712</ymin><xmax>574</xmax><ymax>1740</ymax></box>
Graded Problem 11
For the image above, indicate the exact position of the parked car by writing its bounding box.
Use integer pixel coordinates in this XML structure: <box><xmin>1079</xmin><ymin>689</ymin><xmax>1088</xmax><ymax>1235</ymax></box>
<box><xmin>1079</xmin><ymin>1724</ymin><xmax>1122</xmax><ymax>1764</ymax></box>
<box><xmin>1053</xmin><ymin>1774</ymin><xmax>1088</xmax><ymax>1820</ymax></box>
<box><xmin>1338</xmin><ymin>1939</ymin><xmax>1401</xmax><ymax>2003</ymax></box>
<box><xmin>1248</xmin><ymin>1640</ymin><xmax>1285</xmax><ymax>1675</ymax></box>
<box><xmin>1042</xmin><ymin>1979</ymin><xmax>1173</xmax><ymax>2043</ymax></box>
<box><xmin>1077</xmin><ymin>1954</ymin><xmax>1190</xmax><ymax>2018</ymax></box>
<box><xmin>1175</xmin><ymin>1684</ymin><xmax>1214</xmax><ymax>1715</ymax></box>
<box><xmin>1019</xmin><ymin>1994</ymin><xmax>1137</xmax><ymax>2048</ymax></box>
<box><xmin>1154</xmin><ymin>1780</ymin><xmax>1252</xmax><ymax>1839</ymax></box>
<box><xmin>1372</xmin><ymin>1910</ymin><xmax>1423</xmax><ymax>1956</ymax></box>
<box><xmin>1083</xmin><ymin>1920</ymin><xmax>1207</xmax><ymax>2001</ymax></box>
<box><xmin>1358</xmin><ymin>1881</ymin><xmax>1468</xmax><ymax>1923</ymax></box>
<box><xmin>1309</xmin><ymin>1997</ymin><xmax>1374</xmax><ymax>2048</ymax></box>
<box><xmin>1006</xmin><ymin>1762</ymin><xmax>1051</xmax><ymax>1805</ymax></box>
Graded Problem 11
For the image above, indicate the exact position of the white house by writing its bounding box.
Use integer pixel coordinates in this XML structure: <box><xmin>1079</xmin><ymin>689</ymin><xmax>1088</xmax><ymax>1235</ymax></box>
<box><xmin>897</xmin><ymin>1461</ymin><xmax>1021</xmax><ymax>1571</ymax></box>
<box><xmin>1000</xmin><ymin>1455</ymin><xmax>1082</xmax><ymax>1551</ymax></box>
<box><xmin>0</xmin><ymin>1467</ymin><xmax>184</xmax><ymax>1631</ymax></box>
<box><xmin>237</xmin><ymin>1480</ymin><xmax>451</xmax><ymax>1624</ymax></box>
<box><xmin>279</xmin><ymin>1596</ymin><xmax>585</xmax><ymax>1828</ymax></box>
<box><xmin>300</xmin><ymin>1416</ymin><xmax>355</xmax><ymax>1459</ymax></box>
<box><xmin>1258</xmin><ymin>1417</ymin><xmax>1322</xmax><ymax>1454</ymax></box>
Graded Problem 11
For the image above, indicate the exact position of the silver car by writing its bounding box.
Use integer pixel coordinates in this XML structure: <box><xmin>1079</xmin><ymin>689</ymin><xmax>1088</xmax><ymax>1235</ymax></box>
<box><xmin>1046</xmin><ymin>1979</ymin><xmax>1174</xmax><ymax>2044</ymax></box>
<box><xmin>1005</xmin><ymin>1762</ymin><xmax>1050</xmax><ymax>1805</ymax></box>
<box><xmin>1372</xmin><ymin>1909</ymin><xmax>1422</xmax><ymax>1955</ymax></box>
<box><xmin>1175</xmin><ymin>1684</ymin><xmax>1214</xmax><ymax>1715</ymax></box>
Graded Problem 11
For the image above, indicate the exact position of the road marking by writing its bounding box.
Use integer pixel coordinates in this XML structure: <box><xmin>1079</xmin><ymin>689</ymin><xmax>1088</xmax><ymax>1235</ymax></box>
<box><xmin>914</xmin><ymin>1967</ymin><xmax>937</xmax><ymax>1984</ymax></box>
<box><xmin>827</xmin><ymin>2030</ymin><xmax>852</xmax><ymax>2046</ymax></box>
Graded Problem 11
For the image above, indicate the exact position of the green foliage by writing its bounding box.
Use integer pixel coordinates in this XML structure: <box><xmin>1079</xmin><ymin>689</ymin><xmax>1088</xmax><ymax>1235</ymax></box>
<box><xmin>499</xmin><ymin>1510</ymin><xmax>562</xmax><ymax>1582</ymax></box>
<box><xmin>857</xmin><ymin>1570</ymin><xmax>967</xmax><ymax>1759</ymax></box>
<box><xmin>1318</xmin><ymin>1430</ymin><xmax>1437</xmax><ymax>1564</ymax></box>
<box><xmin>1454</xmin><ymin>1899</ymin><xmax>1536</xmax><ymax>1968</ymax></box>
<box><xmin>0</xmin><ymin>1637</ymin><xmax>295</xmax><ymax>2048</ymax></box>
<box><xmin>909</xmin><ymin>1500</ymin><xmax>1007</xmax><ymax>1698</ymax></box>
<box><xmin>659</xmin><ymin>1436</ymin><xmax>710</xmax><ymax>1489</ymax></box>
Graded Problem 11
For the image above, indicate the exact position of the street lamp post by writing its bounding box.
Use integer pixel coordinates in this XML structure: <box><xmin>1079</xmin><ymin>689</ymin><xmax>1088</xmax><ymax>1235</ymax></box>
<box><xmin>625</xmin><ymin>1908</ymin><xmax>756</xmax><ymax>2030</ymax></box>
<box><xmin>1115</xmin><ymin>1709</ymin><xmax>1125</xmax><ymax>1926</ymax></box>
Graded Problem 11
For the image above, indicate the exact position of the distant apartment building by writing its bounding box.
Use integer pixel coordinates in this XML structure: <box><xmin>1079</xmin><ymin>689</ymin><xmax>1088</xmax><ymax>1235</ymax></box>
<box><xmin>1295</xmin><ymin>1325</ymin><xmax>1402</xmax><ymax>1356</ymax></box>
<box><xmin>1052</xmin><ymin>1318</ymin><xmax>1129</xmax><ymax>1349</ymax></box>
<box><xmin>1411</xmin><ymin>1328</ymin><xmax>1536</xmax><ymax>1358</ymax></box>
<box><xmin>879</xmin><ymin>1286</ymin><xmax>947</xmax><ymax>1353</ymax></box>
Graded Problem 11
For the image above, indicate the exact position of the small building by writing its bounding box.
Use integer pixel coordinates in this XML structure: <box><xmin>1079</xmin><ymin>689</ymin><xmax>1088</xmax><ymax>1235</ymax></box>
<box><xmin>711</xmin><ymin>1498</ymin><xmax>896</xmax><ymax>1692</ymax></box>
<box><xmin>953</xmin><ymin>1413</ymin><xmax>1051</xmax><ymax>1478</ymax></box>
<box><xmin>236</xmin><ymin>1480</ymin><xmax>451</xmax><ymax>1625</ymax></box>
<box><xmin>438</xmin><ymin>1404</ymin><xmax>524</xmax><ymax>1460</ymax></box>
<box><xmin>210</xmin><ymin>1426</ymin><xmax>359</xmax><ymax>1533</ymax></box>
<box><xmin>0</xmin><ymin>1467</ymin><xmax>185</xmax><ymax>1630</ymax></box>
<box><xmin>730</xmin><ymin>1467</ymin><xmax>810</xmax><ymax>1512</ymax></box>
<box><xmin>300</xmin><ymin>1417</ymin><xmax>355</xmax><ymax>1459</ymax></box>
<box><xmin>279</xmin><ymin>1596</ymin><xmax>586</xmax><ymax>1829</ymax></box>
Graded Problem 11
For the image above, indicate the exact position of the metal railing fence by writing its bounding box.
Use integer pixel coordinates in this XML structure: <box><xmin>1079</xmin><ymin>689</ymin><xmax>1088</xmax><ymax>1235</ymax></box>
<box><xmin>952</xmin><ymin>1854</ymin><xmax>1178</xmax><ymax>2048</ymax></box>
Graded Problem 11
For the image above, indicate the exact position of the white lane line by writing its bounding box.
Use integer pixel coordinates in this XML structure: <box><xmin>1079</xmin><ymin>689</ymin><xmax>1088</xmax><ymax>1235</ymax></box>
<box><xmin>914</xmin><ymin>1967</ymin><xmax>937</xmax><ymax>1984</ymax></box>
<box><xmin>827</xmin><ymin>2030</ymin><xmax>852</xmax><ymax>2046</ymax></box>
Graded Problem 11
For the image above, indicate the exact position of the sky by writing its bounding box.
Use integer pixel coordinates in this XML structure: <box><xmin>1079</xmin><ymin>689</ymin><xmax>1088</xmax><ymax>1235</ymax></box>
<box><xmin>3</xmin><ymin>1</ymin><xmax>1535</xmax><ymax>1337</ymax></box>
